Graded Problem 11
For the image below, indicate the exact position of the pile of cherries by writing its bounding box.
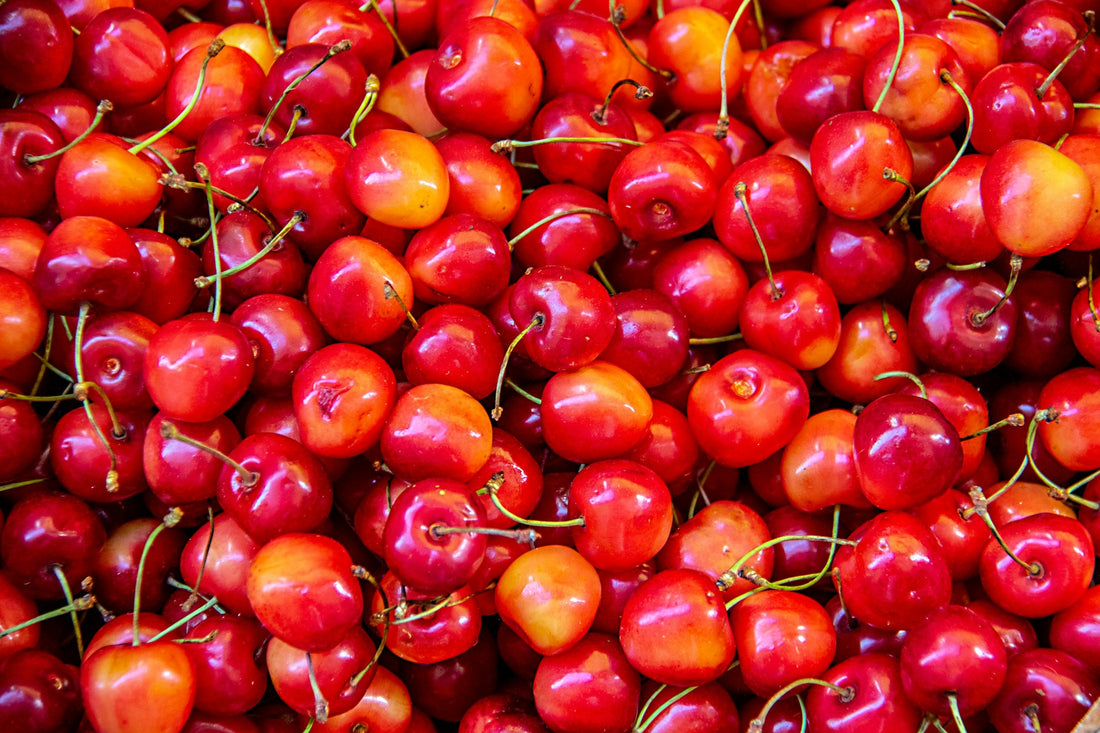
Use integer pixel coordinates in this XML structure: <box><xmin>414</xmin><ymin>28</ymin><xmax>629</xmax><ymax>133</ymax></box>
<box><xmin>3</xmin><ymin>0</ymin><xmax>1100</xmax><ymax>730</ymax></box>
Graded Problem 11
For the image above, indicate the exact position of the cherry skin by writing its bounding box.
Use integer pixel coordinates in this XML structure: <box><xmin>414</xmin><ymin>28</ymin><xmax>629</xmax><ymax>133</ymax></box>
<box><xmin>260</xmin><ymin>42</ymin><xmax>368</xmax><ymax>139</ymax></box>
<box><xmin>0</xmin><ymin>0</ymin><xmax>74</xmax><ymax>96</ymax></box>
<box><xmin>730</xmin><ymin>589</ymin><xmax>837</xmax><ymax>699</ymax></box>
<box><xmin>404</xmin><ymin>213</ymin><xmax>511</xmax><ymax>308</ymax></box>
<box><xmin>183</xmin><ymin>615</ymin><xmax>269</xmax><ymax>717</ymax></box>
<box><xmin>216</xmin><ymin>432</ymin><xmax>334</xmax><ymax>544</ymax></box>
<box><xmin>0</xmin><ymin>648</ymin><xmax>82</xmax><ymax>731</ymax></box>
<box><xmin>69</xmin><ymin>7</ymin><xmax>170</xmax><ymax>108</ymax></box>
<box><xmin>143</xmin><ymin>316</ymin><xmax>255</xmax><ymax>424</ymax></box>
<box><xmin>402</xmin><ymin>304</ymin><xmax>504</xmax><ymax>400</ymax></box>
<box><xmin>246</xmin><ymin>532</ymin><xmax>363</xmax><ymax>652</ymax></box>
<box><xmin>532</xmin><ymin>633</ymin><xmax>641</xmax><ymax>733</ymax></box>
<box><xmin>969</xmin><ymin>62</ymin><xmax>1074</xmax><ymax>155</ymax></box>
<box><xmin>1071</xmin><ymin>283</ymin><xmax>1100</xmax><ymax>368</ymax></box>
<box><xmin>507</xmin><ymin>184</ymin><xmax>619</xmax><ymax>272</ymax></box>
<box><xmin>0</xmin><ymin>573</ymin><xmax>40</xmax><ymax>662</ymax></box>
<box><xmin>229</xmin><ymin>293</ymin><xmax>327</xmax><ymax>397</ymax></box>
<box><xmin>380</xmin><ymin>383</ymin><xmax>492</xmax><ymax>482</ymax></box>
<box><xmin>50</xmin><ymin>403</ymin><xmax>150</xmax><ymax>503</ymax></box>
<box><xmin>291</xmin><ymin>342</ymin><xmax>397</xmax><ymax>460</ymax></box>
<box><xmin>622</xmin><ymin>399</ymin><xmax>700</xmax><ymax>495</ymax></box>
<box><xmin>465</xmin><ymin>428</ymin><xmax>544</xmax><ymax>531</ymax></box>
<box><xmin>382</xmin><ymin>478</ymin><xmax>489</xmax><ymax>595</ymax></box>
<box><xmin>435</xmin><ymin>131</ymin><xmax>523</xmax><ymax>229</ymax></box>
<box><xmin>127</xmin><ymin>228</ymin><xmax>203</xmax><ymax>326</ymax></box>
<box><xmin>165</xmin><ymin>43</ymin><xmax>266</xmax><ymax>143</ymax></box>
<box><xmin>805</xmin><ymin>652</ymin><xmax>922</xmax><ymax>733</ymax></box>
<box><xmin>739</xmin><ymin>270</ymin><xmax>842</xmax><ymax>371</ymax></box>
<box><xmin>0</xmin><ymin>111</ymin><xmax>65</xmax><ymax>220</ymax></box>
<box><xmin>810</xmin><ymin>110</ymin><xmax>914</xmax><ymax>220</ymax></box>
<box><xmin>179</xmin><ymin>513</ymin><xmax>259</xmax><ymax>618</ymax></box>
<box><xmin>652</xmin><ymin>237</ymin><xmax>749</xmax><ymax>339</ymax></box>
<box><xmin>647</xmin><ymin>7</ymin><xmax>743</xmax><ymax>114</ymax></box>
<box><xmin>853</xmin><ymin>392</ymin><xmax>963</xmax><ymax>510</ymax></box>
<box><xmin>776</xmin><ymin>47</ymin><xmax>868</xmax><ymax>145</ymax></box>
<box><xmin>345</xmin><ymin>129</ymin><xmax>450</xmax><ymax>230</ymax></box>
<box><xmin>266</xmin><ymin>625</ymin><xmax>376</xmax><ymax>719</ymax></box>
<box><xmin>81</xmin><ymin>641</ymin><xmax>197</xmax><ymax>733</ymax></box>
<box><xmin>0</xmin><ymin>381</ymin><xmax>45</xmax><ymax>481</ymax></box>
<box><xmin>987</xmin><ymin>648</ymin><xmax>1100</xmax><ymax>733</ymax></box>
<box><xmin>780</xmin><ymin>408</ymin><xmax>869</xmax><ymax>512</ymax></box>
<box><xmin>78</xmin><ymin>310</ymin><xmax>158</xmax><ymax>412</ymax></box>
<box><xmin>687</xmin><ymin>349</ymin><xmax>810</xmax><ymax>469</ymax></box>
<box><xmin>812</xmin><ymin>213</ymin><xmax>908</xmax><ymax>304</ymax></box>
<box><xmin>979</xmin><ymin>512</ymin><xmax>1095</xmax><ymax>619</ymax></box>
<box><xmin>92</xmin><ymin>516</ymin><xmax>187</xmax><ymax>615</ymax></box>
<box><xmin>539</xmin><ymin>360</ymin><xmax>654</xmax><ymax>465</ymax></box>
<box><xmin>619</xmin><ymin>568</ymin><xmax>736</xmax><ymax>687</ymax></box>
<box><xmin>836</xmin><ymin>511</ymin><xmax>953</xmax><ymax>631</ymax></box>
<box><xmin>909</xmin><ymin>488</ymin><xmax>991</xmax><ymax>582</ymax></box>
<box><xmin>494</xmin><ymin>544</ymin><xmax>601</xmax><ymax>656</ymax></box>
<box><xmin>425</xmin><ymin>16</ymin><xmax>543</xmax><ymax>139</ymax></box>
<box><xmin>0</xmin><ymin>270</ymin><xmax>46</xmax><ymax>373</ymax></box>
<box><xmin>899</xmin><ymin>606</ymin><xmax>1008</xmax><ymax>720</ymax></box>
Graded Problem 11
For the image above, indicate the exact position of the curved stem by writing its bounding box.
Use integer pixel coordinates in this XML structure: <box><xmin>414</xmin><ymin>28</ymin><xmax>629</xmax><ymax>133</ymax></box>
<box><xmin>766</xmin><ymin>505</ymin><xmax>843</xmax><ymax>593</ymax></box>
<box><xmin>880</xmin><ymin>300</ymin><xmax>899</xmax><ymax>343</ymax></box>
<box><xmin>133</xmin><ymin>508</ymin><xmax>183</xmax><ymax>645</ymax></box>
<box><xmin>1087</xmin><ymin>254</ymin><xmax>1100</xmax><ymax>333</ymax></box>
<box><xmin>959</xmin><ymin>412</ymin><xmax>1024</xmax><ymax>441</ymax></box>
<box><xmin>716</xmin><ymin>533</ymin><xmax>857</xmax><ymax>593</ymax></box>
<box><xmin>609</xmin><ymin>0</ymin><xmax>672</xmax><ymax>80</ymax></box>
<box><xmin>873</xmin><ymin>370</ymin><xmax>927</xmax><ymax>399</ymax></box>
<box><xmin>948</xmin><ymin>0</ymin><xmax>1004</xmax><ymax>29</ymax></box>
<box><xmin>593</xmin><ymin>78</ymin><xmax>652</xmax><ymax>124</ymax></box>
<box><xmin>160</xmin><ymin>173</ymin><xmax>274</xmax><ymax>226</ymax></box>
<box><xmin>184</xmin><ymin>507</ymin><xmax>217</xmax><ymax>612</ymax></box>
<box><xmin>24</xmin><ymin>99</ymin><xmax>112</xmax><ymax>165</ymax></box>
<box><xmin>504</xmin><ymin>378</ymin><xmax>541</xmax><ymax>405</ymax></box>
<box><xmin>970</xmin><ymin>254</ymin><xmax>1022</xmax><ymax>326</ymax></box>
<box><xmin>492</xmin><ymin>314</ymin><xmax>544</xmax><ymax>420</ymax></box>
<box><xmin>360</xmin><ymin>0</ymin><xmax>410</xmax><ymax>59</ymax></box>
<box><xmin>733</xmin><ymin>181</ymin><xmax>781</xmax><ymax>300</ymax></box>
<box><xmin>871</xmin><ymin>0</ymin><xmax>906</xmax><ymax>114</ymax></box>
<box><xmin>346</xmin><ymin>74</ymin><xmax>381</xmax><ymax>146</ymax></box>
<box><xmin>1036</xmin><ymin>10</ymin><xmax>1094</xmax><ymax>100</ymax></box>
<box><xmin>430</xmin><ymin>524</ymin><xmax>540</xmax><ymax>545</ymax></box>
<box><xmin>716</xmin><ymin>0</ymin><xmax>755</xmax><ymax>140</ymax></box>
<box><xmin>484</xmin><ymin>471</ymin><xmax>585</xmax><ymax>528</ymax></box>
<box><xmin>73</xmin><ymin>303</ymin><xmax>121</xmax><ymax>491</ymax></box>
<box><xmin>966</xmin><ymin>485</ymin><xmax>1042</xmax><ymax>576</ymax></box>
<box><xmin>195</xmin><ymin>212</ymin><xmax>303</xmax><ymax>289</ymax></box>
<box><xmin>750</xmin><ymin>679</ymin><xmax>853</xmax><ymax>732</ymax></box>
<box><xmin>590</xmin><ymin>259</ymin><xmax>617</xmax><ymax>295</ymax></box>
<box><xmin>52</xmin><ymin>566</ymin><xmax>85</xmax><ymax>657</ymax></box>
<box><xmin>255</xmin><ymin>41</ymin><xmax>352</xmax><ymax>145</ymax></box>
<box><xmin>506</xmin><ymin>207</ymin><xmax>613</xmax><ymax>250</ymax></box>
<box><xmin>306</xmin><ymin>652</ymin><xmax>330</xmax><ymax>724</ymax></box>
<box><xmin>130</xmin><ymin>41</ymin><xmax>224</xmax><ymax>155</ymax></box>
<box><xmin>688</xmin><ymin>333</ymin><xmax>743</xmax><ymax>345</ymax></box>
<box><xmin>383</xmin><ymin>281</ymin><xmax>419</xmax><ymax>331</ymax></box>
<box><xmin>635</xmin><ymin>685</ymin><xmax>697</xmax><ymax>732</ymax></box>
<box><xmin>194</xmin><ymin>163</ymin><xmax>224</xmax><ymax>321</ymax></box>
<box><xmin>159</xmin><ymin>420</ymin><xmax>259</xmax><ymax>487</ymax></box>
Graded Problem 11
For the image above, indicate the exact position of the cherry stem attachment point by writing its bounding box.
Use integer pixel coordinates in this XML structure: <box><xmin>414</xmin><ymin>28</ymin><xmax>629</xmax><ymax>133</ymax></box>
<box><xmin>716</xmin><ymin>0</ymin><xmax>756</xmax><ymax>139</ymax></box>
<box><xmin>254</xmin><ymin>40</ymin><xmax>352</xmax><ymax>145</ymax></box>
<box><xmin>383</xmin><ymin>280</ymin><xmax>419</xmax><ymax>331</ymax></box>
<box><xmin>346</xmin><ymin>74</ymin><xmax>382</xmax><ymax>146</ymax></box>
<box><xmin>971</xmin><ymin>253</ymin><xmax>1022</xmax><ymax>326</ymax></box>
<box><xmin>967</xmin><ymin>485</ymin><xmax>1042</xmax><ymax>577</ymax></box>
<box><xmin>593</xmin><ymin>79</ymin><xmax>652</xmax><ymax>125</ymax></box>
<box><xmin>881</xmin><ymin>300</ymin><xmax>898</xmax><ymax>342</ymax></box>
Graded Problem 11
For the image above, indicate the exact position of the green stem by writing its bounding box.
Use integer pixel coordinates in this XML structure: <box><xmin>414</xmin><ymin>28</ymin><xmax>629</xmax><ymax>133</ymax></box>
<box><xmin>130</xmin><ymin>41</ymin><xmax>225</xmax><ymax>155</ymax></box>
<box><xmin>148</xmin><ymin>595</ymin><xmax>221</xmax><ymax>642</ymax></box>
<box><xmin>634</xmin><ymin>685</ymin><xmax>697</xmax><ymax>732</ymax></box>
<box><xmin>24</xmin><ymin>99</ymin><xmax>113</xmax><ymax>165</ymax></box>
<box><xmin>194</xmin><ymin>212</ymin><xmax>303</xmax><ymax>288</ymax></box>
<box><xmin>254</xmin><ymin>40</ymin><xmax>352</xmax><ymax>145</ymax></box>
<box><xmin>0</xmin><ymin>595</ymin><xmax>96</xmax><ymax>639</ymax></box>
<box><xmin>346</xmin><ymin>74</ymin><xmax>381</xmax><ymax>146</ymax></box>
<box><xmin>194</xmin><ymin>163</ymin><xmax>224</xmax><ymax>321</ymax></box>
<box><xmin>873</xmin><ymin>370</ymin><xmax>927</xmax><ymax>399</ymax></box>
<box><xmin>715</xmin><ymin>0</ymin><xmax>755</xmax><ymax>140</ymax></box>
<box><xmin>133</xmin><ymin>509</ymin><xmax>183</xmax><ymax>645</ymax></box>
<box><xmin>52</xmin><ymin>565</ymin><xmax>85</xmax><ymax>658</ymax></box>
<box><xmin>750</xmin><ymin>679</ymin><xmax>853</xmax><ymax>732</ymax></box>
<box><xmin>492</xmin><ymin>314</ymin><xmax>544</xmax><ymax>420</ymax></box>
<box><xmin>871</xmin><ymin>0</ymin><xmax>906</xmax><ymax>114</ymax></box>
<box><xmin>506</xmin><ymin>207</ymin><xmax>613</xmax><ymax>251</ymax></box>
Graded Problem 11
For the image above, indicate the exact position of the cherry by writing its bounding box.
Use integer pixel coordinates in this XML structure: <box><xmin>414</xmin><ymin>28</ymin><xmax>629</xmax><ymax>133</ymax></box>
<box><xmin>730</xmin><ymin>589</ymin><xmax>837</xmax><ymax>699</ymax></box>
<box><xmin>607</xmin><ymin>138</ymin><xmax>719</xmax><ymax>241</ymax></box>
<box><xmin>458</xmin><ymin>693</ymin><xmax>549</xmax><ymax>733</ymax></box>
<box><xmin>127</xmin><ymin>228</ymin><xmax>203</xmax><ymax>325</ymax></box>
<box><xmin>0</xmin><ymin>648</ymin><xmax>83</xmax><ymax>731</ymax></box>
<box><xmin>687</xmin><ymin>348</ymin><xmax>810</xmax><ymax>469</ymax></box>
<box><xmin>622</xmin><ymin>399</ymin><xmax>700</xmax><ymax>495</ymax></box>
<box><xmin>0</xmin><ymin>0</ymin><xmax>74</xmax><ymax>95</ymax></box>
<box><xmin>260</xmin><ymin>42</ymin><xmax>369</xmax><ymax>139</ymax></box>
<box><xmin>0</xmin><ymin>572</ymin><xmax>41</xmax><ymax>662</ymax></box>
<box><xmin>381</xmin><ymin>383</ymin><xmax>492</xmax><ymax>482</ymax></box>
<box><xmin>50</xmin><ymin>401</ymin><xmax>150</xmax><ymax>503</ymax></box>
<box><xmin>404</xmin><ymin>213</ymin><xmax>511</xmax><ymax>307</ymax></box>
<box><xmin>507</xmin><ymin>185</ymin><xmax>619</xmax><ymax>273</ymax></box>
<box><xmin>805</xmin><ymin>652</ymin><xmax>922</xmax><ymax>733</ymax></box>
<box><xmin>307</xmin><ymin>665</ymin><xmax>413</xmax><ymax>733</ymax></box>
<box><xmin>1038</xmin><ymin>366</ymin><xmax>1100</xmax><ymax>471</ymax></box>
<box><xmin>739</xmin><ymin>270</ymin><xmax>842</xmax><ymax>372</ymax></box>
<box><xmin>535</xmin><ymin>11</ymin><xmax>631</xmax><ymax>111</ymax></box>
<box><xmin>809</xmin><ymin>110</ymin><xmax>914</xmax><ymax>220</ymax></box>
<box><xmin>1000</xmin><ymin>0</ymin><xmax>1100</xmax><ymax>101</ymax></box>
<box><xmin>81</xmin><ymin>641</ymin><xmax>197</xmax><ymax>733</ymax></box>
<box><xmin>382</xmin><ymin>477</ymin><xmax>492</xmax><ymax>595</ymax></box>
<box><xmin>811</xmin><ymin>213</ymin><xmax>908</xmax><ymax>304</ymax></box>
<box><xmin>198</xmin><ymin>211</ymin><xmax>308</xmax><ymax>311</ymax></box>
<box><xmin>435</xmin><ymin>132</ymin><xmax>523</xmax><ymax>229</ymax></box>
<box><xmin>266</xmin><ymin>624</ymin><xmax>375</xmax><ymax>720</ymax></box>
<box><xmin>969</xmin><ymin>62</ymin><xmax>1074</xmax><ymax>154</ymax></box>
<box><xmin>164</xmin><ymin>42</ymin><xmax>266</xmax><ymax>143</ymax></box>
<box><xmin>775</xmin><ymin>47</ymin><xmax>868</xmax><ymax>145</ymax></box>
<box><xmin>70</xmin><ymin>8</ymin><xmax>171</xmax><ymax>108</ymax></box>
<box><xmin>835</xmin><ymin>511</ymin><xmax>953</xmax><ymax>631</ymax></box>
<box><xmin>987</xmin><ymin>648</ymin><xmax>1100</xmax><ymax>733</ymax></box>
<box><xmin>781</xmin><ymin>409</ymin><xmax>869</xmax><ymax>512</ymax></box>
<box><xmin>32</xmin><ymin>215</ymin><xmax>145</xmax><ymax>316</ymax></box>
<box><xmin>853</xmin><ymin>390</ymin><xmax>963</xmax><ymax>510</ymax></box>
<box><xmin>246</xmin><ymin>532</ymin><xmax>363</xmax><ymax>652</ymax></box>
<box><xmin>375</xmin><ymin>49</ymin><xmax>446</xmax><ymax>138</ymax></box>
<box><xmin>619</xmin><ymin>568</ymin><xmax>736</xmax><ymax>687</ymax></box>
<box><xmin>539</xmin><ymin>360</ymin><xmax>654</xmax><ymax>465</ymax></box>
<box><xmin>179</xmin><ymin>513</ymin><xmax>258</xmax><ymax>617</ymax></box>
<box><xmin>144</xmin><ymin>316</ymin><xmax>255</xmax><ymax>424</ymax></box>
<box><xmin>652</xmin><ymin>237</ymin><xmax>749</xmax><ymax>339</ymax></box>
<box><xmin>494</xmin><ymin>544</ymin><xmax>601</xmax><ymax>656</ymax></box>
<box><xmin>425</xmin><ymin>16</ymin><xmax>543</xmax><ymax>138</ymax></box>
<box><xmin>979</xmin><ymin>512</ymin><xmax>1095</xmax><ymax>619</ymax></box>
<box><xmin>907</xmin><ymin>264</ymin><xmax>1019</xmax><ymax>376</ymax></box>
<box><xmin>287</xmin><ymin>0</ymin><xmax>394</xmax><ymax>78</ymax></box>
<box><xmin>213</xmin><ymin>431</ymin><xmax>334</xmax><ymax>544</ymax></box>
<box><xmin>183</xmin><ymin>615</ymin><xmax>269</xmax><ymax>717</ymax></box>
<box><xmin>346</xmin><ymin>128</ymin><xmax>450</xmax><ymax>230</ymax></box>
<box><xmin>229</xmin><ymin>293</ymin><xmax>327</xmax><ymax>397</ymax></box>
<box><xmin>532</xmin><ymin>633</ymin><xmax>641</xmax><ymax>733</ymax></box>
<box><xmin>93</xmin><ymin>516</ymin><xmax>186</xmax><ymax>615</ymax></box>
<box><xmin>401</xmin><ymin>304</ymin><xmax>503</xmax><ymax>399</ymax></box>
<box><xmin>0</xmin><ymin>382</ymin><xmax>45</xmax><ymax>482</ymax></box>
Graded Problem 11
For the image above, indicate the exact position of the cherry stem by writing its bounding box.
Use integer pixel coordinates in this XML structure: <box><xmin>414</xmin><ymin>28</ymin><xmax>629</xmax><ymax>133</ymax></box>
<box><xmin>882</xmin><ymin>168</ymin><xmax>916</xmax><ymax>229</ymax></box>
<box><xmin>24</xmin><ymin>99</ymin><xmax>113</xmax><ymax>165</ymax></box>
<box><xmin>75</xmin><ymin>381</ymin><xmax>126</xmax><ymax>439</ymax></box>
<box><xmin>481</xmin><ymin>471</ymin><xmax>585</xmax><ymax>528</ymax></box>
<box><xmin>1023</xmin><ymin>409</ymin><xmax>1068</xmax><ymax>492</ymax></box>
<box><xmin>880</xmin><ymin>300</ymin><xmax>899</xmax><ymax>343</ymax></box>
<box><xmin>1025</xmin><ymin>704</ymin><xmax>1042</xmax><ymax>733</ymax></box>
<box><xmin>967</xmin><ymin>485</ymin><xmax>1043</xmax><ymax>576</ymax></box>
<box><xmin>149</xmin><ymin>595</ymin><xmax>221</xmax><ymax>643</ymax></box>
<box><xmin>0</xmin><ymin>594</ymin><xmax>97</xmax><ymax>640</ymax></box>
<box><xmin>948</xmin><ymin>0</ymin><xmax>1005</xmax><ymax>29</ymax></box>
<box><xmin>184</xmin><ymin>507</ymin><xmax>217</xmax><ymax>612</ymax></box>
<box><xmin>52</xmin><ymin>566</ymin><xmax>85</xmax><ymax>658</ymax></box>
<box><xmin>688</xmin><ymin>333</ymin><xmax>744</xmax><ymax>345</ymax></box>
<box><xmin>130</xmin><ymin>40</ymin><xmax>224</xmax><ymax>155</ymax></box>
<box><xmin>1077</xmin><ymin>102</ymin><xmax>1100</xmax><ymax>109</ymax></box>
<box><xmin>970</xmin><ymin>253</ymin><xmax>1022</xmax><ymax>326</ymax></box>
<box><xmin>590</xmin><ymin>259</ymin><xmax>617</xmax><ymax>295</ymax></box>
<box><xmin>306</xmin><ymin>652</ymin><xmax>330</xmax><ymax>724</ymax></box>
<box><xmin>504</xmin><ymin>378</ymin><xmax>541</xmax><ymax>405</ymax></box>
<box><xmin>381</xmin><ymin>280</ymin><xmax>419</xmax><ymax>331</ymax></box>
<box><xmin>873</xmin><ymin>370</ymin><xmax>927</xmax><ymax>399</ymax></box>
<box><xmin>0</xmin><ymin>388</ymin><xmax>79</xmax><ymax>403</ymax></box>
<box><xmin>0</xmin><ymin>477</ymin><xmax>48</xmax><ymax>493</ymax></box>
<box><xmin>733</xmin><ymin>181</ymin><xmax>781</xmax><ymax>300</ymax></box>
<box><xmin>159</xmin><ymin>420</ymin><xmax>260</xmax><ymax>487</ymax></box>
<box><xmin>346</xmin><ymin>74</ymin><xmax>382</xmax><ymax>146</ymax></box>
<box><xmin>430</xmin><ymin>524</ymin><xmax>540</xmax><ymax>546</ymax></box>
<box><xmin>946</xmin><ymin>260</ymin><xmax>987</xmax><ymax>271</ymax></box>
<box><xmin>888</xmin><ymin>69</ymin><xmax>973</xmax><ymax>232</ymax></box>
<box><xmin>160</xmin><ymin>173</ymin><xmax>274</xmax><ymax>227</ymax></box>
<box><xmin>253</xmin><ymin>40</ymin><xmax>352</xmax><ymax>145</ymax></box>
<box><xmin>492</xmin><ymin>136</ymin><xmax>643</xmax><ymax>156</ymax></box>
<box><xmin>193</xmin><ymin>162</ymin><xmax>225</xmax><ymax>321</ymax></box>
<box><xmin>73</xmin><ymin>303</ymin><xmax>123</xmax><ymax>492</ymax></box>
<box><xmin>960</xmin><ymin>412</ymin><xmax>1025</xmax><ymax>441</ymax></box>
<box><xmin>1086</xmin><ymin>254</ymin><xmax>1100</xmax><ymax>333</ymax></box>
<box><xmin>492</xmin><ymin>313</ymin><xmax>544</xmax><ymax>420</ymax></box>
<box><xmin>359</xmin><ymin>0</ymin><xmax>409</xmax><ymax>59</ymax></box>
<box><xmin>945</xmin><ymin>693</ymin><xmax>969</xmax><ymax>733</ymax></box>
<box><xmin>351</xmin><ymin>570</ymin><xmax>388</xmax><ymax>686</ymax></box>
<box><xmin>750</xmin><ymin>679</ymin><xmax>854</xmax><ymax>732</ymax></box>
<box><xmin>871</xmin><ymin>0</ymin><xmax>906</xmax><ymax>114</ymax></box>
<box><xmin>506</xmin><ymin>206</ymin><xmax>614</xmax><ymax>251</ymax></box>
<box><xmin>716</xmin><ymin>0</ymin><xmax>756</xmax><ymax>140</ymax></box>
<box><xmin>30</xmin><ymin>313</ymin><xmax>56</xmax><ymax>396</ymax></box>
<box><xmin>593</xmin><ymin>79</ymin><xmax>652</xmax><ymax>125</ymax></box>
<box><xmin>133</xmin><ymin>508</ymin><xmax>183</xmax><ymax>645</ymax></box>
<box><xmin>609</xmin><ymin>0</ymin><xmax>672</xmax><ymax>80</ymax></box>
<box><xmin>1036</xmin><ymin>11</ymin><xmax>1094</xmax><ymax>100</ymax></box>
<box><xmin>195</xmin><ymin>211</ymin><xmax>304</xmax><ymax>288</ymax></box>
<box><xmin>766</xmin><ymin>505</ymin><xmax>844</xmax><ymax>594</ymax></box>
<box><xmin>633</xmin><ymin>684</ymin><xmax>698</xmax><ymax>733</ymax></box>
<box><xmin>718</xmin><ymin>533</ymin><xmax>857</xmax><ymax>597</ymax></box>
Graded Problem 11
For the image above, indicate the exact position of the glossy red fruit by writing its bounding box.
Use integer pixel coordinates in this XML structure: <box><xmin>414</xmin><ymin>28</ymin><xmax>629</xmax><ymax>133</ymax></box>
<box><xmin>81</xmin><ymin>641</ymin><xmax>197</xmax><ymax>733</ymax></box>
<box><xmin>532</xmin><ymin>633</ymin><xmax>640</xmax><ymax>733</ymax></box>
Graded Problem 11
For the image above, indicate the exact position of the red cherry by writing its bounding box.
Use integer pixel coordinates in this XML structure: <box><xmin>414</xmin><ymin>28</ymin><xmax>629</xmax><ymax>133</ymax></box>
<box><xmin>81</xmin><ymin>641</ymin><xmax>197</xmax><ymax>733</ymax></box>
<box><xmin>532</xmin><ymin>633</ymin><xmax>641</xmax><ymax>733</ymax></box>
